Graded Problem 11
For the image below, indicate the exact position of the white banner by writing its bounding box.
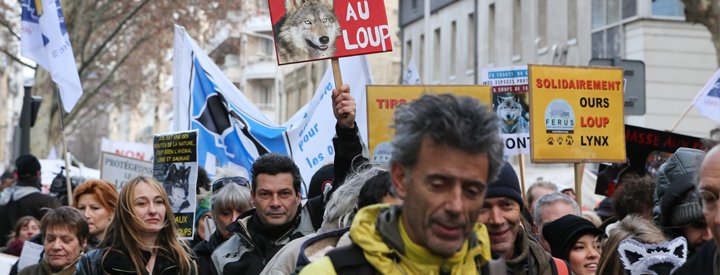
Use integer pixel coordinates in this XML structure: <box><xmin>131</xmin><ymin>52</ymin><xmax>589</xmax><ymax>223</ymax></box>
<box><xmin>20</xmin><ymin>0</ymin><xmax>82</xmax><ymax>112</ymax></box>
<box><xmin>100</xmin><ymin>152</ymin><xmax>153</xmax><ymax>191</ymax></box>
<box><xmin>402</xmin><ymin>59</ymin><xmax>421</xmax><ymax>84</ymax></box>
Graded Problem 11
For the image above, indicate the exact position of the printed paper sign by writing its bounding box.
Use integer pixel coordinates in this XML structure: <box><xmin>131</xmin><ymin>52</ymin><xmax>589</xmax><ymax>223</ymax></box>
<box><xmin>269</xmin><ymin>0</ymin><xmax>392</xmax><ymax>65</ymax></box>
<box><xmin>366</xmin><ymin>85</ymin><xmax>492</xmax><ymax>163</ymax></box>
<box><xmin>481</xmin><ymin>66</ymin><xmax>530</xmax><ymax>156</ymax></box>
<box><xmin>529</xmin><ymin>65</ymin><xmax>626</xmax><ymax>163</ymax></box>
<box><xmin>100</xmin><ymin>152</ymin><xmax>153</xmax><ymax>191</ymax></box>
<box><xmin>153</xmin><ymin>130</ymin><xmax>198</xmax><ymax>239</ymax></box>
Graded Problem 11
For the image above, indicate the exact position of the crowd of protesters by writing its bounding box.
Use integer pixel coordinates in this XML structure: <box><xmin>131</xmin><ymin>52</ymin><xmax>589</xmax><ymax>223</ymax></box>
<box><xmin>0</xmin><ymin>86</ymin><xmax>718</xmax><ymax>275</ymax></box>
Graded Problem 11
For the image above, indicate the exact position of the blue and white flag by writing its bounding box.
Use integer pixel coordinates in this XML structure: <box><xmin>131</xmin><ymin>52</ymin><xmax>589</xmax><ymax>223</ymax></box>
<box><xmin>173</xmin><ymin>25</ymin><xmax>370</xmax><ymax>192</ymax></box>
<box><xmin>693</xmin><ymin>68</ymin><xmax>720</xmax><ymax>124</ymax></box>
<box><xmin>21</xmin><ymin>0</ymin><xmax>82</xmax><ymax>113</ymax></box>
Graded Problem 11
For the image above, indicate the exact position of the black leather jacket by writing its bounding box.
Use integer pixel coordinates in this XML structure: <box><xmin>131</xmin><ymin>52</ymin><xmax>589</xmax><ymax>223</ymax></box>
<box><xmin>75</xmin><ymin>248</ymin><xmax>195</xmax><ymax>275</ymax></box>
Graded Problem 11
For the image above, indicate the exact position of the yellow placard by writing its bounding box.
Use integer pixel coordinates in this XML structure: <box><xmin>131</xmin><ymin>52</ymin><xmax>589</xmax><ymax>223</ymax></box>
<box><xmin>366</xmin><ymin>85</ymin><xmax>492</xmax><ymax>162</ymax></box>
<box><xmin>529</xmin><ymin>65</ymin><xmax>626</xmax><ymax>163</ymax></box>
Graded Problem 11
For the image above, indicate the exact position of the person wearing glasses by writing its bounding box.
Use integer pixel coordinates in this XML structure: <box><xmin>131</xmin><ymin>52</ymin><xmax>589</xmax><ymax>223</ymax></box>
<box><xmin>675</xmin><ymin>145</ymin><xmax>720</xmax><ymax>274</ymax></box>
<box><xmin>211</xmin><ymin>84</ymin><xmax>363</xmax><ymax>275</ymax></box>
<box><xmin>194</xmin><ymin>174</ymin><xmax>253</xmax><ymax>275</ymax></box>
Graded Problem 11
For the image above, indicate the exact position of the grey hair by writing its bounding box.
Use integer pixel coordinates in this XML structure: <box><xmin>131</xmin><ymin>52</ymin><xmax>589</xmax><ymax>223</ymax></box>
<box><xmin>211</xmin><ymin>181</ymin><xmax>252</xmax><ymax>222</ymax></box>
<box><xmin>526</xmin><ymin>180</ymin><xmax>558</xmax><ymax>206</ymax></box>
<box><xmin>390</xmin><ymin>94</ymin><xmax>504</xmax><ymax>182</ymax></box>
<box><xmin>322</xmin><ymin>166</ymin><xmax>387</xmax><ymax>229</ymax></box>
<box><xmin>533</xmin><ymin>192</ymin><xmax>580</xmax><ymax>226</ymax></box>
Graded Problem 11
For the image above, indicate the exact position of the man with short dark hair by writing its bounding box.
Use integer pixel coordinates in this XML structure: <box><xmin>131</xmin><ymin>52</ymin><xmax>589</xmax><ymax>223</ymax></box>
<box><xmin>300</xmin><ymin>94</ymin><xmax>504</xmax><ymax>274</ymax></box>
<box><xmin>212</xmin><ymin>85</ymin><xmax>362</xmax><ymax>275</ymax></box>
<box><xmin>18</xmin><ymin>206</ymin><xmax>88</xmax><ymax>275</ymax></box>
<box><xmin>0</xmin><ymin>155</ymin><xmax>60</xmax><ymax>246</ymax></box>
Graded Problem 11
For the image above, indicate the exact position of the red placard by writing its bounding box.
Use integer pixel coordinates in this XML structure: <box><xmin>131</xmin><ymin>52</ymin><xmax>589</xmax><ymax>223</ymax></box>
<box><xmin>269</xmin><ymin>0</ymin><xmax>392</xmax><ymax>65</ymax></box>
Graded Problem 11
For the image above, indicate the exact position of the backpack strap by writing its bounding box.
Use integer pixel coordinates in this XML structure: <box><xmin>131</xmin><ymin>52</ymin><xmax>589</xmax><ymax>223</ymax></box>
<box><xmin>550</xmin><ymin>257</ymin><xmax>570</xmax><ymax>275</ymax></box>
<box><xmin>326</xmin><ymin>243</ymin><xmax>375</xmax><ymax>275</ymax></box>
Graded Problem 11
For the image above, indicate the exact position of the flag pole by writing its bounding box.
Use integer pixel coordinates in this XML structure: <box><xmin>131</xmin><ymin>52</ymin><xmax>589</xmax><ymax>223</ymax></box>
<box><xmin>56</xmin><ymin>89</ymin><xmax>73</xmax><ymax>206</ymax></box>
<box><xmin>669</xmin><ymin>102</ymin><xmax>693</xmax><ymax>132</ymax></box>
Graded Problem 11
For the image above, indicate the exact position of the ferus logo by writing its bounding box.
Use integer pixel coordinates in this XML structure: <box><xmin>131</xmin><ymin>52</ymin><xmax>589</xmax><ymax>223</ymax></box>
<box><xmin>544</xmin><ymin>99</ymin><xmax>575</xmax><ymax>134</ymax></box>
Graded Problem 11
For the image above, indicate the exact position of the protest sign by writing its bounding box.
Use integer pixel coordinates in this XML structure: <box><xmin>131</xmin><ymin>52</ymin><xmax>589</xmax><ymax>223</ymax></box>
<box><xmin>366</xmin><ymin>85</ymin><xmax>492</xmax><ymax>163</ymax></box>
<box><xmin>595</xmin><ymin>124</ymin><xmax>709</xmax><ymax>196</ymax></box>
<box><xmin>100</xmin><ymin>152</ymin><xmax>153</xmax><ymax>191</ymax></box>
<box><xmin>269</xmin><ymin>0</ymin><xmax>392</xmax><ymax>65</ymax></box>
<box><xmin>101</xmin><ymin>137</ymin><xmax>153</xmax><ymax>161</ymax></box>
<box><xmin>481</xmin><ymin>66</ymin><xmax>529</xmax><ymax>156</ymax></box>
<box><xmin>529</xmin><ymin>65</ymin><xmax>626</xmax><ymax>163</ymax></box>
<box><xmin>153</xmin><ymin>130</ymin><xmax>198</xmax><ymax>239</ymax></box>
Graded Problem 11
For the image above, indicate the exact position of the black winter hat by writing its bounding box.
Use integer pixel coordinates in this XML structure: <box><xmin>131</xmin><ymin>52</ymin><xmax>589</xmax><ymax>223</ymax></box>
<box><xmin>308</xmin><ymin>164</ymin><xmax>334</xmax><ymax>199</ymax></box>
<box><xmin>542</xmin><ymin>214</ymin><xmax>604</xmax><ymax>260</ymax></box>
<box><xmin>653</xmin><ymin>148</ymin><xmax>706</xmax><ymax>228</ymax></box>
<box><xmin>485</xmin><ymin>161</ymin><xmax>523</xmax><ymax>206</ymax></box>
<box><xmin>15</xmin><ymin>154</ymin><xmax>41</xmax><ymax>178</ymax></box>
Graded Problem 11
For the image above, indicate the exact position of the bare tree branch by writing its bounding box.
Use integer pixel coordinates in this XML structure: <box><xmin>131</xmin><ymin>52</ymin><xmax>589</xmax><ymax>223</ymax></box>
<box><xmin>77</xmin><ymin>0</ymin><xmax>152</xmax><ymax>76</ymax></box>
<box><xmin>0</xmin><ymin>47</ymin><xmax>36</xmax><ymax>69</ymax></box>
<box><xmin>0</xmin><ymin>17</ymin><xmax>20</xmax><ymax>40</ymax></box>
<box><xmin>67</xmin><ymin>34</ymin><xmax>152</xmax><ymax>124</ymax></box>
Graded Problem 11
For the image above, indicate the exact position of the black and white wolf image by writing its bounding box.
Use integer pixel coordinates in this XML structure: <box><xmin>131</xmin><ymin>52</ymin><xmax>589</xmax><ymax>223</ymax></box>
<box><xmin>274</xmin><ymin>0</ymin><xmax>341</xmax><ymax>64</ymax></box>
<box><xmin>496</xmin><ymin>94</ymin><xmax>530</xmax><ymax>134</ymax></box>
<box><xmin>164</xmin><ymin>164</ymin><xmax>191</xmax><ymax>212</ymax></box>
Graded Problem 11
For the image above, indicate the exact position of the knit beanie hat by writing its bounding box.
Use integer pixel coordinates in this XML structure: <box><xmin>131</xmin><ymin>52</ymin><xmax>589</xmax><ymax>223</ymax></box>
<box><xmin>542</xmin><ymin>214</ymin><xmax>604</xmax><ymax>260</ymax></box>
<box><xmin>485</xmin><ymin>161</ymin><xmax>523</xmax><ymax>206</ymax></box>
<box><xmin>652</xmin><ymin>148</ymin><xmax>706</xmax><ymax>229</ymax></box>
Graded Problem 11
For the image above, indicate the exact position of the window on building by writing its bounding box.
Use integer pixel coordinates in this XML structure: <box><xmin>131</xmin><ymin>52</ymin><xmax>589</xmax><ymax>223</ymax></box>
<box><xmin>412</xmin><ymin>0</ymin><xmax>418</xmax><ymax>10</ymax></box>
<box><xmin>593</xmin><ymin>0</ymin><xmax>638</xmax><ymax>29</ymax></box>
<box><xmin>405</xmin><ymin>40</ymin><xmax>413</xmax><ymax>68</ymax></box>
<box><xmin>592</xmin><ymin>25</ymin><xmax>622</xmax><ymax>58</ymax></box>
<box><xmin>538</xmin><ymin>0</ymin><xmax>547</xmax><ymax>49</ymax></box>
<box><xmin>433</xmin><ymin>28</ymin><xmax>441</xmax><ymax>81</ymax></box>
<box><xmin>419</xmin><ymin>34</ymin><xmax>424</xmax><ymax>77</ymax></box>
<box><xmin>467</xmin><ymin>13</ymin><xmax>475</xmax><ymax>71</ymax></box>
<box><xmin>652</xmin><ymin>0</ymin><xmax>684</xmax><ymax>17</ymax></box>
<box><xmin>260</xmin><ymin>38</ymin><xmax>273</xmax><ymax>55</ymax></box>
<box><xmin>592</xmin><ymin>0</ymin><xmax>637</xmax><ymax>59</ymax></box>
<box><xmin>450</xmin><ymin>21</ymin><xmax>457</xmax><ymax>76</ymax></box>
<box><xmin>259</xmin><ymin>85</ymin><xmax>271</xmax><ymax>105</ymax></box>
<box><xmin>513</xmin><ymin>0</ymin><xmax>522</xmax><ymax>57</ymax></box>
<box><xmin>489</xmin><ymin>3</ymin><xmax>496</xmax><ymax>64</ymax></box>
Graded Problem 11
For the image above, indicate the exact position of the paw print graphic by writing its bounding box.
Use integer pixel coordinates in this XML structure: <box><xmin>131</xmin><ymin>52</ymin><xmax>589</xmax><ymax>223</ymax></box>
<box><xmin>557</xmin><ymin>137</ymin><xmax>564</xmax><ymax>145</ymax></box>
<box><xmin>566</xmin><ymin>135</ymin><xmax>574</xmax><ymax>145</ymax></box>
<box><xmin>547</xmin><ymin>137</ymin><xmax>554</xmax><ymax>145</ymax></box>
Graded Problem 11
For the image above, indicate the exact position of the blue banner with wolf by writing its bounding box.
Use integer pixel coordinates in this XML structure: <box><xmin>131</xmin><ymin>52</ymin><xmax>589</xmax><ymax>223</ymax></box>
<box><xmin>481</xmin><ymin>66</ymin><xmax>531</xmax><ymax>156</ymax></box>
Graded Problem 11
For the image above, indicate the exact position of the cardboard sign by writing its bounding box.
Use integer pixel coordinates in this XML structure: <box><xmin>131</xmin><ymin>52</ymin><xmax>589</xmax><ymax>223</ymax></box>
<box><xmin>269</xmin><ymin>0</ymin><xmax>392</xmax><ymax>65</ymax></box>
<box><xmin>529</xmin><ymin>65</ymin><xmax>626</xmax><ymax>163</ymax></box>
<box><xmin>366</xmin><ymin>85</ymin><xmax>492</xmax><ymax>163</ymax></box>
<box><xmin>100</xmin><ymin>152</ymin><xmax>153</xmax><ymax>191</ymax></box>
<box><xmin>481</xmin><ymin>66</ymin><xmax>530</xmax><ymax>156</ymax></box>
<box><xmin>153</xmin><ymin>130</ymin><xmax>198</xmax><ymax>239</ymax></box>
<box><xmin>595</xmin><ymin>125</ymin><xmax>710</xmax><ymax>196</ymax></box>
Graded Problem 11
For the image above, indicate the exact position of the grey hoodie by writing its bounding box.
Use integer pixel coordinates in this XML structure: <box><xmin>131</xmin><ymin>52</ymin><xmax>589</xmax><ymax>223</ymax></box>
<box><xmin>0</xmin><ymin>185</ymin><xmax>40</xmax><ymax>206</ymax></box>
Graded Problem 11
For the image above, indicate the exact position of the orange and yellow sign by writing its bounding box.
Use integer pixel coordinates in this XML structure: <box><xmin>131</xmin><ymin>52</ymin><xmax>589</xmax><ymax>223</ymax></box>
<box><xmin>366</xmin><ymin>85</ymin><xmax>492</xmax><ymax>163</ymax></box>
<box><xmin>529</xmin><ymin>65</ymin><xmax>626</xmax><ymax>163</ymax></box>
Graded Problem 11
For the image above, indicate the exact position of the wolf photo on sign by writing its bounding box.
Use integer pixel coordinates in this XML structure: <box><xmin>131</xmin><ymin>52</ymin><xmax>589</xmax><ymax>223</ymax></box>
<box><xmin>269</xmin><ymin>0</ymin><xmax>393</xmax><ymax>65</ymax></box>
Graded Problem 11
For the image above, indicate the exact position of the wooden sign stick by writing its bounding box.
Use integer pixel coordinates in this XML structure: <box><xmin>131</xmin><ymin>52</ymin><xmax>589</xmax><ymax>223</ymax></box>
<box><xmin>574</xmin><ymin>162</ymin><xmax>584</xmax><ymax>208</ymax></box>
<box><xmin>332</xmin><ymin>58</ymin><xmax>343</xmax><ymax>89</ymax></box>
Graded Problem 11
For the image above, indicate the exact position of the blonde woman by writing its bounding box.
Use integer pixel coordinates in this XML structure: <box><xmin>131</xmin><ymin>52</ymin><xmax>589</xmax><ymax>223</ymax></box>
<box><xmin>597</xmin><ymin>215</ymin><xmax>668</xmax><ymax>275</ymax></box>
<box><xmin>76</xmin><ymin>176</ymin><xmax>196</xmax><ymax>275</ymax></box>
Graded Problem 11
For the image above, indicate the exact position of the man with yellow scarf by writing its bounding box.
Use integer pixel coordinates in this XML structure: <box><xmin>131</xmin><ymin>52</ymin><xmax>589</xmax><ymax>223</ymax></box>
<box><xmin>300</xmin><ymin>93</ymin><xmax>505</xmax><ymax>274</ymax></box>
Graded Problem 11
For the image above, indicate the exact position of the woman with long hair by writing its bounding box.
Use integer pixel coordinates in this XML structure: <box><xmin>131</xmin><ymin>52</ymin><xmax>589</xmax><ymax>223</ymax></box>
<box><xmin>72</xmin><ymin>179</ymin><xmax>117</xmax><ymax>247</ymax></box>
<box><xmin>76</xmin><ymin>176</ymin><xmax>196</xmax><ymax>275</ymax></box>
<box><xmin>597</xmin><ymin>215</ymin><xmax>668</xmax><ymax>275</ymax></box>
<box><xmin>2</xmin><ymin>216</ymin><xmax>40</xmax><ymax>256</ymax></box>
